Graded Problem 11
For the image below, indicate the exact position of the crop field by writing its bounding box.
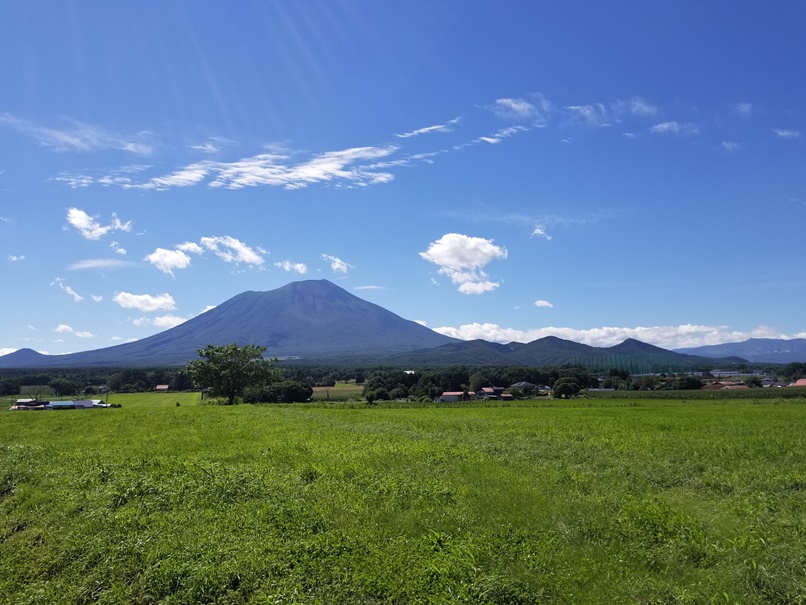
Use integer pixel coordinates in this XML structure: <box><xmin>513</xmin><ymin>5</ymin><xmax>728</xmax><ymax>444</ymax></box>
<box><xmin>1</xmin><ymin>397</ymin><xmax>805</xmax><ymax>604</ymax></box>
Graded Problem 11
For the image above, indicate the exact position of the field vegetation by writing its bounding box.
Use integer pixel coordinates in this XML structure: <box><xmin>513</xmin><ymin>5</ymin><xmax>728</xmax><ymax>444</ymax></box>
<box><xmin>1</xmin><ymin>395</ymin><xmax>805</xmax><ymax>604</ymax></box>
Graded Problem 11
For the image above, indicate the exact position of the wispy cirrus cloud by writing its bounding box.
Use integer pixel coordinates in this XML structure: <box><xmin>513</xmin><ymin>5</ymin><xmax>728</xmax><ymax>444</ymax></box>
<box><xmin>650</xmin><ymin>121</ymin><xmax>699</xmax><ymax>136</ymax></box>
<box><xmin>66</xmin><ymin>207</ymin><xmax>132</xmax><ymax>240</ymax></box>
<box><xmin>51</xmin><ymin>277</ymin><xmax>83</xmax><ymax>302</ymax></box>
<box><xmin>0</xmin><ymin>112</ymin><xmax>153</xmax><ymax>154</ymax></box>
<box><xmin>125</xmin><ymin>146</ymin><xmax>398</xmax><ymax>191</ymax></box>
<box><xmin>68</xmin><ymin>258</ymin><xmax>137</xmax><ymax>271</ymax></box>
<box><xmin>476</xmin><ymin>125</ymin><xmax>528</xmax><ymax>144</ymax></box>
<box><xmin>395</xmin><ymin>117</ymin><xmax>461</xmax><ymax>139</ymax></box>
<box><xmin>772</xmin><ymin>128</ymin><xmax>800</xmax><ymax>139</ymax></box>
<box><xmin>419</xmin><ymin>233</ymin><xmax>507</xmax><ymax>294</ymax></box>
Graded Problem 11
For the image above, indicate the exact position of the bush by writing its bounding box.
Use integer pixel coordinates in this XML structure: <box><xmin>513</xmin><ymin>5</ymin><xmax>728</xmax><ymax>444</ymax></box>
<box><xmin>242</xmin><ymin>380</ymin><xmax>313</xmax><ymax>404</ymax></box>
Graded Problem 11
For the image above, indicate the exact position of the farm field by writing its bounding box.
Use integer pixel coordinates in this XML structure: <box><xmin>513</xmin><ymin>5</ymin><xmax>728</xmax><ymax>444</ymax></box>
<box><xmin>1</xmin><ymin>397</ymin><xmax>805</xmax><ymax>604</ymax></box>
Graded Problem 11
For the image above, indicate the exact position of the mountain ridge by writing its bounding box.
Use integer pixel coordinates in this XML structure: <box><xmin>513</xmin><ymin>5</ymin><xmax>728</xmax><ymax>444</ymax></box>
<box><xmin>0</xmin><ymin>280</ymin><xmax>750</xmax><ymax>369</ymax></box>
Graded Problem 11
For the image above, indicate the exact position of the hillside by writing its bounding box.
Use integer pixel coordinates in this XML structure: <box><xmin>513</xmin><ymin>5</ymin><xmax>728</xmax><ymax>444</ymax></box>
<box><xmin>0</xmin><ymin>280</ymin><xmax>457</xmax><ymax>368</ymax></box>
<box><xmin>675</xmin><ymin>338</ymin><xmax>806</xmax><ymax>363</ymax></box>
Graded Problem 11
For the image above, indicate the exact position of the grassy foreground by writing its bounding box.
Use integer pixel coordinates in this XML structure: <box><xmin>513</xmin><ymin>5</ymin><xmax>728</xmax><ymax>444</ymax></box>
<box><xmin>1</xmin><ymin>396</ymin><xmax>804</xmax><ymax>604</ymax></box>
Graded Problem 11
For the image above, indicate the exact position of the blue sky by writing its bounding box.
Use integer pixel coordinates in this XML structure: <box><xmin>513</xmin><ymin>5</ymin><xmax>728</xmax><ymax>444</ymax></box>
<box><xmin>2</xmin><ymin>1</ymin><xmax>804</xmax><ymax>356</ymax></box>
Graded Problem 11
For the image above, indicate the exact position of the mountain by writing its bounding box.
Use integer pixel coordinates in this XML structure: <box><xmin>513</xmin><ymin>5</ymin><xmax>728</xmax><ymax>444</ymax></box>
<box><xmin>0</xmin><ymin>279</ymin><xmax>752</xmax><ymax>370</ymax></box>
<box><xmin>386</xmin><ymin>336</ymin><xmax>745</xmax><ymax>372</ymax></box>
<box><xmin>0</xmin><ymin>280</ymin><xmax>458</xmax><ymax>368</ymax></box>
<box><xmin>675</xmin><ymin>338</ymin><xmax>806</xmax><ymax>363</ymax></box>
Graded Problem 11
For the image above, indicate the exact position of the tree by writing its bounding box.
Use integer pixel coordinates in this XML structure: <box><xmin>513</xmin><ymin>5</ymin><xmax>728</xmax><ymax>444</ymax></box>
<box><xmin>552</xmin><ymin>377</ymin><xmax>581</xmax><ymax>399</ymax></box>
<box><xmin>186</xmin><ymin>343</ymin><xmax>280</xmax><ymax>405</ymax></box>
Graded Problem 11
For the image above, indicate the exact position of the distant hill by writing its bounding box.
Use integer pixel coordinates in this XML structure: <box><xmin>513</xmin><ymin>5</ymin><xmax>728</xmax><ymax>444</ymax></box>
<box><xmin>0</xmin><ymin>279</ymin><xmax>750</xmax><ymax>370</ymax></box>
<box><xmin>675</xmin><ymin>338</ymin><xmax>806</xmax><ymax>363</ymax></box>
<box><xmin>386</xmin><ymin>336</ymin><xmax>746</xmax><ymax>372</ymax></box>
<box><xmin>0</xmin><ymin>280</ymin><xmax>458</xmax><ymax>368</ymax></box>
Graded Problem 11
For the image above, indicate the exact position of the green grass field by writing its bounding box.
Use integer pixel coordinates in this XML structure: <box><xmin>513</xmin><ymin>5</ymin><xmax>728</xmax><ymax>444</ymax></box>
<box><xmin>1</xmin><ymin>396</ymin><xmax>804</xmax><ymax>604</ymax></box>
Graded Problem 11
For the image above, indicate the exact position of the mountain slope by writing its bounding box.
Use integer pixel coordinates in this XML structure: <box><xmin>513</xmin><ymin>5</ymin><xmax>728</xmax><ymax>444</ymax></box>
<box><xmin>675</xmin><ymin>338</ymin><xmax>806</xmax><ymax>363</ymax></box>
<box><xmin>0</xmin><ymin>280</ymin><xmax>458</xmax><ymax>368</ymax></box>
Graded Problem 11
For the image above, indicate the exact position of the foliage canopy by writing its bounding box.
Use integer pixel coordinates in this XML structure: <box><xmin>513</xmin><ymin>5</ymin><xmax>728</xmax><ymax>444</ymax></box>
<box><xmin>185</xmin><ymin>343</ymin><xmax>279</xmax><ymax>405</ymax></box>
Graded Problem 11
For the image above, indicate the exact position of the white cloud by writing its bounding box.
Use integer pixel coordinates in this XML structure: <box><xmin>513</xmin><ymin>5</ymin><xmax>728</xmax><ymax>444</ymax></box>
<box><xmin>144</xmin><ymin>248</ymin><xmax>193</xmax><ymax>276</ymax></box>
<box><xmin>322</xmin><ymin>254</ymin><xmax>352</xmax><ymax>273</ymax></box>
<box><xmin>113</xmin><ymin>292</ymin><xmax>176</xmax><ymax>312</ymax></box>
<box><xmin>274</xmin><ymin>260</ymin><xmax>308</xmax><ymax>274</ymax></box>
<box><xmin>54</xmin><ymin>324</ymin><xmax>73</xmax><ymax>334</ymax></box>
<box><xmin>628</xmin><ymin>97</ymin><xmax>658</xmax><ymax>117</ymax></box>
<box><xmin>110</xmin><ymin>241</ymin><xmax>127</xmax><ymax>256</ymax></box>
<box><xmin>0</xmin><ymin>348</ymin><xmax>17</xmax><ymax>356</ymax></box>
<box><xmin>721</xmin><ymin>141</ymin><xmax>741</xmax><ymax>152</ymax></box>
<box><xmin>650</xmin><ymin>121</ymin><xmax>699</xmax><ymax>136</ymax></box>
<box><xmin>68</xmin><ymin>258</ymin><xmax>135</xmax><ymax>271</ymax></box>
<box><xmin>0</xmin><ymin>112</ymin><xmax>153</xmax><ymax>154</ymax></box>
<box><xmin>564</xmin><ymin>103</ymin><xmax>609</xmax><ymax>127</ymax></box>
<box><xmin>431</xmin><ymin>322</ymin><xmax>800</xmax><ymax>350</ymax></box>
<box><xmin>531</xmin><ymin>226</ymin><xmax>552</xmax><ymax>241</ymax></box>
<box><xmin>534</xmin><ymin>300</ymin><xmax>553</xmax><ymax>308</ymax></box>
<box><xmin>52</xmin><ymin>277</ymin><xmax>83</xmax><ymax>302</ymax></box>
<box><xmin>8</xmin><ymin>254</ymin><xmax>24</xmax><ymax>262</ymax></box>
<box><xmin>735</xmin><ymin>102</ymin><xmax>753</xmax><ymax>117</ymax></box>
<box><xmin>91</xmin><ymin>295</ymin><xmax>103</xmax><ymax>303</ymax></box>
<box><xmin>126</xmin><ymin>146</ymin><xmax>397</xmax><ymax>191</ymax></box>
<box><xmin>476</xmin><ymin>125</ymin><xmax>527</xmax><ymax>145</ymax></box>
<box><xmin>419</xmin><ymin>233</ymin><xmax>507</xmax><ymax>295</ymax></box>
<box><xmin>772</xmin><ymin>128</ymin><xmax>800</xmax><ymax>139</ymax></box>
<box><xmin>491</xmin><ymin>98</ymin><xmax>537</xmax><ymax>120</ymax></box>
<box><xmin>353</xmin><ymin>285</ymin><xmax>386</xmax><ymax>291</ymax></box>
<box><xmin>395</xmin><ymin>118</ymin><xmax>460</xmax><ymax>139</ymax></box>
<box><xmin>177</xmin><ymin>242</ymin><xmax>204</xmax><ymax>254</ymax></box>
<box><xmin>152</xmin><ymin>315</ymin><xmax>187</xmax><ymax>329</ymax></box>
<box><xmin>75</xmin><ymin>331</ymin><xmax>95</xmax><ymax>338</ymax></box>
<box><xmin>414</xmin><ymin>320</ymin><xmax>427</xmax><ymax>326</ymax></box>
<box><xmin>66</xmin><ymin>207</ymin><xmax>132</xmax><ymax>240</ymax></box>
<box><xmin>201</xmin><ymin>236</ymin><xmax>264</xmax><ymax>265</ymax></box>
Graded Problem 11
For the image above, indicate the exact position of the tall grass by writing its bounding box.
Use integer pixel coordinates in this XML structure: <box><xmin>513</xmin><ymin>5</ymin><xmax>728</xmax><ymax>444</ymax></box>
<box><xmin>1</xmin><ymin>397</ymin><xmax>804</xmax><ymax>604</ymax></box>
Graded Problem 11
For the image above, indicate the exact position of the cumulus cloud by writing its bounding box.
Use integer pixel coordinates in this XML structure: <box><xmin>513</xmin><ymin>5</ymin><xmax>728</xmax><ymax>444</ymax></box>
<box><xmin>432</xmin><ymin>322</ymin><xmax>800</xmax><ymax>350</ymax></box>
<box><xmin>8</xmin><ymin>254</ymin><xmax>24</xmax><ymax>262</ymax></box>
<box><xmin>152</xmin><ymin>315</ymin><xmax>187</xmax><ymax>329</ymax></box>
<box><xmin>419</xmin><ymin>233</ymin><xmax>507</xmax><ymax>294</ymax></box>
<box><xmin>144</xmin><ymin>248</ymin><xmax>193</xmax><ymax>276</ymax></box>
<box><xmin>54</xmin><ymin>324</ymin><xmax>73</xmax><ymax>334</ymax></box>
<box><xmin>0</xmin><ymin>112</ymin><xmax>153</xmax><ymax>154</ymax></box>
<box><xmin>113</xmin><ymin>292</ymin><xmax>176</xmax><ymax>312</ymax></box>
<box><xmin>0</xmin><ymin>347</ymin><xmax>17</xmax><ymax>356</ymax></box>
<box><xmin>145</xmin><ymin>236</ymin><xmax>265</xmax><ymax>276</ymax></box>
<box><xmin>274</xmin><ymin>260</ymin><xmax>308</xmax><ymax>274</ymax></box>
<box><xmin>75</xmin><ymin>331</ymin><xmax>95</xmax><ymax>338</ymax></box>
<box><xmin>322</xmin><ymin>254</ymin><xmax>352</xmax><ymax>273</ymax></box>
<box><xmin>109</xmin><ymin>241</ymin><xmax>127</xmax><ymax>256</ymax></box>
<box><xmin>52</xmin><ymin>278</ymin><xmax>83</xmax><ymax>302</ymax></box>
<box><xmin>628</xmin><ymin>97</ymin><xmax>658</xmax><ymax>117</ymax></box>
<box><xmin>66</xmin><ymin>207</ymin><xmax>132</xmax><ymax>240</ymax></box>
<box><xmin>534</xmin><ymin>300</ymin><xmax>553</xmax><ymax>308</ymax></box>
<box><xmin>201</xmin><ymin>236</ymin><xmax>265</xmax><ymax>265</ymax></box>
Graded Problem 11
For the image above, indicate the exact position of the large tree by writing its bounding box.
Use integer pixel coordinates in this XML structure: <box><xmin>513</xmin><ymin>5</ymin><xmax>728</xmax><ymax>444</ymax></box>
<box><xmin>186</xmin><ymin>343</ymin><xmax>279</xmax><ymax>405</ymax></box>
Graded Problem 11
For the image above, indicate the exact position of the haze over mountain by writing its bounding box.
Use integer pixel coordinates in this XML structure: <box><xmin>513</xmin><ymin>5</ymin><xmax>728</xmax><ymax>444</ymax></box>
<box><xmin>675</xmin><ymin>339</ymin><xmax>806</xmax><ymax>364</ymax></box>
<box><xmin>0</xmin><ymin>280</ymin><xmax>751</xmax><ymax>371</ymax></box>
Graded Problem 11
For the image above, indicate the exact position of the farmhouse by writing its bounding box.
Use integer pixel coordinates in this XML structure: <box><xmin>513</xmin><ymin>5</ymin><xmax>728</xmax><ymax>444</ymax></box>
<box><xmin>791</xmin><ymin>378</ymin><xmax>806</xmax><ymax>387</ymax></box>
<box><xmin>155</xmin><ymin>384</ymin><xmax>170</xmax><ymax>392</ymax></box>
<box><xmin>9</xmin><ymin>399</ymin><xmax>109</xmax><ymax>411</ymax></box>
<box><xmin>437</xmin><ymin>391</ymin><xmax>471</xmax><ymax>402</ymax></box>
